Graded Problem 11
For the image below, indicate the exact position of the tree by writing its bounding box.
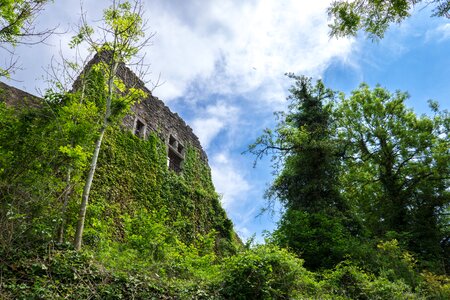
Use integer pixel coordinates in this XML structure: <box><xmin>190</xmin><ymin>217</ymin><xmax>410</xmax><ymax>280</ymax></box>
<box><xmin>328</xmin><ymin>0</ymin><xmax>450</xmax><ymax>39</ymax></box>
<box><xmin>71</xmin><ymin>0</ymin><xmax>149</xmax><ymax>250</ymax></box>
<box><xmin>45</xmin><ymin>71</ymin><xmax>109</xmax><ymax>244</ymax></box>
<box><xmin>250</xmin><ymin>75</ymin><xmax>361</xmax><ymax>269</ymax></box>
<box><xmin>0</xmin><ymin>0</ymin><xmax>53</xmax><ymax>77</ymax></box>
<box><xmin>255</xmin><ymin>75</ymin><xmax>344</xmax><ymax>213</ymax></box>
<box><xmin>336</xmin><ymin>84</ymin><xmax>450</xmax><ymax>269</ymax></box>
<box><xmin>0</xmin><ymin>73</ymin><xmax>106</xmax><ymax>250</ymax></box>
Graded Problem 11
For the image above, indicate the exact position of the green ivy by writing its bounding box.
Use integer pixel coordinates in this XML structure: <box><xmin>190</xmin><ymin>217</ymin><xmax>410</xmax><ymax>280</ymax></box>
<box><xmin>80</xmin><ymin>127</ymin><xmax>237</xmax><ymax>262</ymax></box>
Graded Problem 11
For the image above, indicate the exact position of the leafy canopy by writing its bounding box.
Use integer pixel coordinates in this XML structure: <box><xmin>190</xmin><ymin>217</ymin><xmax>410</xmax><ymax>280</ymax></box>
<box><xmin>328</xmin><ymin>0</ymin><xmax>450</xmax><ymax>39</ymax></box>
<box><xmin>250</xmin><ymin>75</ymin><xmax>363</xmax><ymax>270</ymax></box>
<box><xmin>336</xmin><ymin>84</ymin><xmax>450</xmax><ymax>267</ymax></box>
<box><xmin>251</xmin><ymin>76</ymin><xmax>449</xmax><ymax>272</ymax></box>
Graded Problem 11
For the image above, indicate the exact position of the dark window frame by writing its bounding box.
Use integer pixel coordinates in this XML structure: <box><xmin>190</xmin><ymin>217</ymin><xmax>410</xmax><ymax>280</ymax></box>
<box><xmin>167</xmin><ymin>134</ymin><xmax>184</xmax><ymax>173</ymax></box>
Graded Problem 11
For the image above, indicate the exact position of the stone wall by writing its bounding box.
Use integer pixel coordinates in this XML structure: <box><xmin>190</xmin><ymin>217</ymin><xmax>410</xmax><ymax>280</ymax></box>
<box><xmin>0</xmin><ymin>82</ymin><xmax>41</xmax><ymax>108</ymax></box>
<box><xmin>115</xmin><ymin>63</ymin><xmax>208</xmax><ymax>162</ymax></box>
<box><xmin>1</xmin><ymin>52</ymin><xmax>208</xmax><ymax>164</ymax></box>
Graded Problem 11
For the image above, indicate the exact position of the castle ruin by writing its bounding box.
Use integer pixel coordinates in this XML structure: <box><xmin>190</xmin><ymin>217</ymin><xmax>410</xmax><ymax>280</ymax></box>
<box><xmin>0</xmin><ymin>55</ymin><xmax>208</xmax><ymax>174</ymax></box>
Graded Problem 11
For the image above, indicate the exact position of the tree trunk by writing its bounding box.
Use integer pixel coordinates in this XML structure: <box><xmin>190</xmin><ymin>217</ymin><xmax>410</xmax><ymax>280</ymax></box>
<box><xmin>58</xmin><ymin>168</ymin><xmax>72</xmax><ymax>243</ymax></box>
<box><xmin>74</xmin><ymin>127</ymin><xmax>106</xmax><ymax>250</ymax></box>
<box><xmin>73</xmin><ymin>54</ymin><xmax>118</xmax><ymax>251</ymax></box>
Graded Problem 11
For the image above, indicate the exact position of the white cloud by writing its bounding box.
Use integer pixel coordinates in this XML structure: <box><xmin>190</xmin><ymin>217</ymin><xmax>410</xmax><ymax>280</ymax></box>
<box><xmin>2</xmin><ymin>0</ymin><xmax>357</xmax><ymax>242</ymax></box>
<box><xmin>191</xmin><ymin>101</ymin><xmax>240</xmax><ymax>149</ymax></box>
<box><xmin>235</xmin><ymin>226</ymin><xmax>252</xmax><ymax>243</ymax></box>
<box><xmin>192</xmin><ymin>118</ymin><xmax>224</xmax><ymax>149</ymax></box>
<box><xmin>144</xmin><ymin>0</ymin><xmax>354</xmax><ymax>106</ymax></box>
<box><xmin>426</xmin><ymin>23</ymin><xmax>450</xmax><ymax>42</ymax></box>
<box><xmin>5</xmin><ymin>1</ymin><xmax>355</xmax><ymax>102</ymax></box>
<box><xmin>210</xmin><ymin>152</ymin><xmax>251</xmax><ymax>209</ymax></box>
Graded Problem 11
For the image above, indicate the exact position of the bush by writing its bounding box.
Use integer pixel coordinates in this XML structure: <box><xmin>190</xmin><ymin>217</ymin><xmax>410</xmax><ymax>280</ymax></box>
<box><xmin>271</xmin><ymin>210</ymin><xmax>363</xmax><ymax>270</ymax></box>
<box><xmin>320</xmin><ymin>261</ymin><xmax>418</xmax><ymax>300</ymax></box>
<box><xmin>0</xmin><ymin>247</ymin><xmax>171</xmax><ymax>300</ymax></box>
<box><xmin>219</xmin><ymin>244</ymin><xmax>317</xmax><ymax>299</ymax></box>
<box><xmin>373</xmin><ymin>239</ymin><xmax>419</xmax><ymax>287</ymax></box>
<box><xmin>418</xmin><ymin>271</ymin><xmax>450</xmax><ymax>299</ymax></box>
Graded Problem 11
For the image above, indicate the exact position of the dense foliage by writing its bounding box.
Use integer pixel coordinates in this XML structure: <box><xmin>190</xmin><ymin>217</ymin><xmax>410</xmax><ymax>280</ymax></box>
<box><xmin>328</xmin><ymin>0</ymin><xmax>450</xmax><ymax>39</ymax></box>
<box><xmin>2</xmin><ymin>71</ymin><xmax>450</xmax><ymax>298</ymax></box>
<box><xmin>0</xmin><ymin>94</ymin><xmax>235</xmax><ymax>249</ymax></box>
<box><xmin>250</xmin><ymin>75</ymin><xmax>449</xmax><ymax>297</ymax></box>
<box><xmin>1</xmin><ymin>1</ymin><xmax>449</xmax><ymax>298</ymax></box>
<box><xmin>337</xmin><ymin>85</ymin><xmax>450</xmax><ymax>270</ymax></box>
<box><xmin>0</xmin><ymin>90</ymin><xmax>238</xmax><ymax>298</ymax></box>
<box><xmin>251</xmin><ymin>75</ymin><xmax>364</xmax><ymax>270</ymax></box>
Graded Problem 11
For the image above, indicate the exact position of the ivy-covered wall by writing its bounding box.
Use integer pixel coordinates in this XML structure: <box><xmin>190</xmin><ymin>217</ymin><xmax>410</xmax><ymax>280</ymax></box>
<box><xmin>0</xmin><ymin>81</ymin><xmax>238</xmax><ymax>258</ymax></box>
<box><xmin>79</xmin><ymin>128</ymin><xmax>237</xmax><ymax>256</ymax></box>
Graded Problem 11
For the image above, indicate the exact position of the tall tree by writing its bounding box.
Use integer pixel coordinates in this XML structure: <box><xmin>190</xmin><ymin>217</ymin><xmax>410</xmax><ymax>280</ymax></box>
<box><xmin>71</xmin><ymin>0</ymin><xmax>149</xmax><ymax>250</ymax></box>
<box><xmin>250</xmin><ymin>75</ymin><xmax>361</xmax><ymax>269</ymax></box>
<box><xmin>328</xmin><ymin>0</ymin><xmax>450</xmax><ymax>39</ymax></box>
<box><xmin>336</xmin><ymin>84</ymin><xmax>450</xmax><ymax>268</ymax></box>
<box><xmin>256</xmin><ymin>75</ymin><xmax>344</xmax><ymax>213</ymax></box>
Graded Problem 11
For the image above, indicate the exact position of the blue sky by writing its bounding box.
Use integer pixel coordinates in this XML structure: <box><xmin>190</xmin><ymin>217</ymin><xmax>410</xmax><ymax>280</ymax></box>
<box><xmin>2</xmin><ymin>1</ymin><xmax>449</xmax><ymax>242</ymax></box>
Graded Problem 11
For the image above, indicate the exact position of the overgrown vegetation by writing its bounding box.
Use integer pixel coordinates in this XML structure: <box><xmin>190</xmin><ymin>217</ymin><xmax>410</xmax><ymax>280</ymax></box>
<box><xmin>2</xmin><ymin>73</ymin><xmax>450</xmax><ymax>298</ymax></box>
<box><xmin>1</xmin><ymin>0</ymin><xmax>449</xmax><ymax>299</ymax></box>
<box><xmin>0</xmin><ymin>94</ymin><xmax>238</xmax><ymax>298</ymax></box>
<box><xmin>249</xmin><ymin>75</ymin><xmax>450</xmax><ymax>298</ymax></box>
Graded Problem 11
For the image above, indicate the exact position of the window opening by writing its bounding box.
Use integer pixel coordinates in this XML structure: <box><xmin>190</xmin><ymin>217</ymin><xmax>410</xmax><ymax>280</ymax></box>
<box><xmin>134</xmin><ymin>119</ymin><xmax>145</xmax><ymax>138</ymax></box>
<box><xmin>169</xmin><ymin>135</ymin><xmax>177</xmax><ymax>147</ymax></box>
<box><xmin>168</xmin><ymin>148</ymin><xmax>183</xmax><ymax>173</ymax></box>
<box><xmin>167</xmin><ymin>134</ymin><xmax>184</xmax><ymax>173</ymax></box>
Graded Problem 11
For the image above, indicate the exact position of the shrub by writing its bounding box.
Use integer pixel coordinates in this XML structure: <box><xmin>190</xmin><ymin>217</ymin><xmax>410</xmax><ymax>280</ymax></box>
<box><xmin>271</xmin><ymin>210</ymin><xmax>363</xmax><ymax>270</ymax></box>
<box><xmin>321</xmin><ymin>261</ymin><xmax>418</xmax><ymax>300</ymax></box>
<box><xmin>219</xmin><ymin>245</ymin><xmax>317</xmax><ymax>299</ymax></box>
<box><xmin>374</xmin><ymin>239</ymin><xmax>419</xmax><ymax>287</ymax></box>
<box><xmin>418</xmin><ymin>271</ymin><xmax>450</xmax><ymax>299</ymax></box>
